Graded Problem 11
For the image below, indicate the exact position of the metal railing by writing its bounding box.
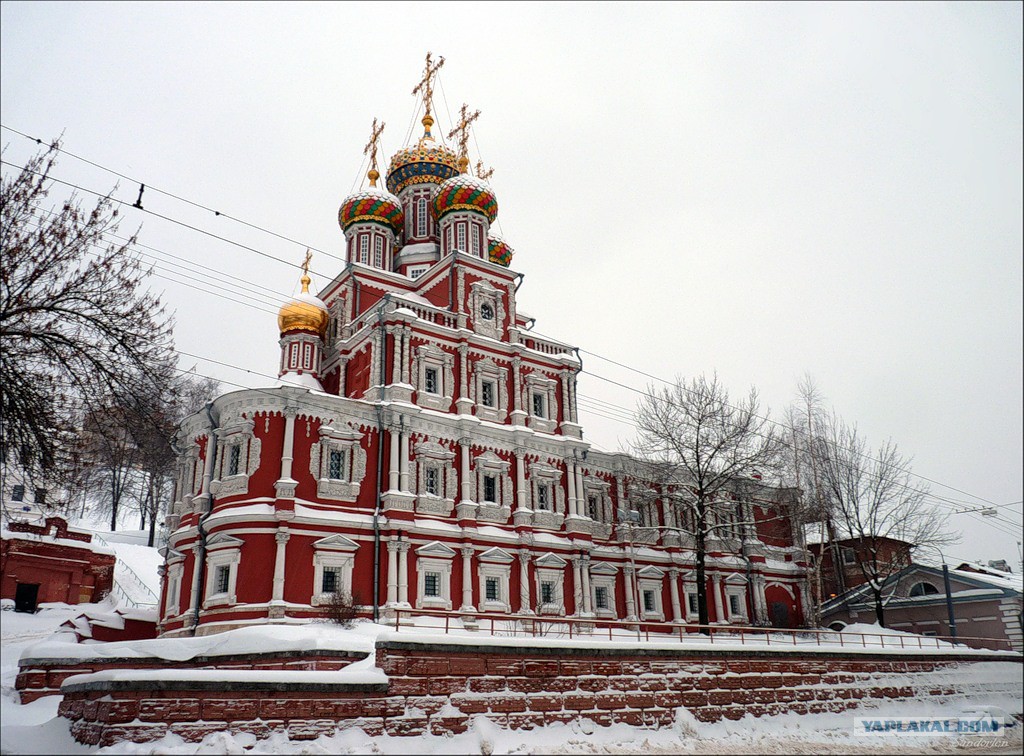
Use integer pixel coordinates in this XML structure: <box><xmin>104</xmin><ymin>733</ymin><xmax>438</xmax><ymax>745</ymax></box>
<box><xmin>390</xmin><ymin>607</ymin><xmax>1017</xmax><ymax>653</ymax></box>
<box><xmin>89</xmin><ymin>531</ymin><xmax>160</xmax><ymax>609</ymax></box>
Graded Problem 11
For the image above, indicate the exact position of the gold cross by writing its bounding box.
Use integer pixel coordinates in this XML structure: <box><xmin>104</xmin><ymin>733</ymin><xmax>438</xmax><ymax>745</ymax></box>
<box><xmin>362</xmin><ymin>118</ymin><xmax>385</xmax><ymax>187</ymax></box>
<box><xmin>411</xmin><ymin>51</ymin><xmax>446</xmax><ymax>119</ymax></box>
<box><xmin>447</xmin><ymin>103</ymin><xmax>481</xmax><ymax>172</ymax></box>
<box><xmin>475</xmin><ymin>160</ymin><xmax>494</xmax><ymax>180</ymax></box>
<box><xmin>301</xmin><ymin>249</ymin><xmax>313</xmax><ymax>276</ymax></box>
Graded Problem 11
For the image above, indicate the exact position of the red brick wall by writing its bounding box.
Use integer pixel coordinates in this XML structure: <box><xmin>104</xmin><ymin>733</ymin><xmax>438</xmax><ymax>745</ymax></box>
<box><xmin>48</xmin><ymin>641</ymin><xmax>1020</xmax><ymax>746</ymax></box>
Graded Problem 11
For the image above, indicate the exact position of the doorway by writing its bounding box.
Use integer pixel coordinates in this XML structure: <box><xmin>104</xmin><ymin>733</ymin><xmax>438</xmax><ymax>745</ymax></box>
<box><xmin>14</xmin><ymin>583</ymin><xmax>40</xmax><ymax>613</ymax></box>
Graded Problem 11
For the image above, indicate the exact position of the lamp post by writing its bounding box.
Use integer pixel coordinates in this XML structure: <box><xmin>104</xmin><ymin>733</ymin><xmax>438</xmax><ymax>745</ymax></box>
<box><xmin>917</xmin><ymin>544</ymin><xmax>957</xmax><ymax>640</ymax></box>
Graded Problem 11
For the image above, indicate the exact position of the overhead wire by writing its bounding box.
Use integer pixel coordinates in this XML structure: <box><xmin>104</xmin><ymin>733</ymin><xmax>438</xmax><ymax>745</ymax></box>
<box><xmin>4</xmin><ymin>137</ymin><xmax>1019</xmax><ymax>539</ymax></box>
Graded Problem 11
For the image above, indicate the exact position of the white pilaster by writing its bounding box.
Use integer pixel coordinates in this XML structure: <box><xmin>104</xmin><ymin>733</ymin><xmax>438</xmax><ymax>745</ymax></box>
<box><xmin>386</xmin><ymin>539</ymin><xmax>399</xmax><ymax>604</ymax></box>
<box><xmin>460</xmin><ymin>546</ymin><xmax>475</xmax><ymax>611</ymax></box>
<box><xmin>272</xmin><ymin>529</ymin><xmax>289</xmax><ymax>602</ymax></box>
<box><xmin>624</xmin><ymin>566</ymin><xmax>637</xmax><ymax>621</ymax></box>
<box><xmin>566</xmin><ymin>460</ymin><xmax>578</xmax><ymax>517</ymax></box>
<box><xmin>581</xmin><ymin>556</ymin><xmax>592</xmax><ymax>615</ymax></box>
<box><xmin>518</xmin><ymin>550</ymin><xmax>532</xmax><ymax>614</ymax></box>
<box><xmin>460</xmin><ymin>440</ymin><xmax>472</xmax><ymax>502</ymax></box>
<box><xmin>399</xmin><ymin>431</ymin><xmax>410</xmax><ymax>492</ymax></box>
<box><xmin>571</xmin><ymin>557</ymin><xmax>583</xmax><ymax>616</ymax></box>
<box><xmin>397</xmin><ymin>542</ymin><xmax>410</xmax><ymax>605</ymax></box>
<box><xmin>514</xmin><ymin>449</ymin><xmax>527</xmax><ymax>511</ymax></box>
<box><xmin>389</xmin><ymin>429</ymin><xmax>400</xmax><ymax>491</ymax></box>
<box><xmin>668</xmin><ymin>568</ymin><xmax>682</xmax><ymax>623</ymax></box>
<box><xmin>712</xmin><ymin>574</ymin><xmax>726</xmax><ymax>623</ymax></box>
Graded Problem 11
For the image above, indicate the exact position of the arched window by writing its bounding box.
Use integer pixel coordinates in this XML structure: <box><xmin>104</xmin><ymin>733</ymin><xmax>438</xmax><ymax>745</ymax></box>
<box><xmin>909</xmin><ymin>581</ymin><xmax>940</xmax><ymax>597</ymax></box>
<box><xmin>416</xmin><ymin>198</ymin><xmax>427</xmax><ymax>237</ymax></box>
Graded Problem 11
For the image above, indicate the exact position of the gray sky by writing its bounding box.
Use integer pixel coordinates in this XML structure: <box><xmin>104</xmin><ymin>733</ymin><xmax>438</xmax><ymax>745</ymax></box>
<box><xmin>2</xmin><ymin>1</ymin><xmax>1021</xmax><ymax>567</ymax></box>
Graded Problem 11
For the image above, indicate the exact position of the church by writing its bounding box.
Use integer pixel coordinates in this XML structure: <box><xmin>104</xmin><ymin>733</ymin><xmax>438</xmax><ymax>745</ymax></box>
<box><xmin>159</xmin><ymin>57</ymin><xmax>810</xmax><ymax>638</ymax></box>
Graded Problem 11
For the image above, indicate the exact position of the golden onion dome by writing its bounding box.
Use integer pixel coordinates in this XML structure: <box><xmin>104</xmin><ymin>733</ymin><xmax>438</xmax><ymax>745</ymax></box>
<box><xmin>277</xmin><ymin>273</ymin><xmax>329</xmax><ymax>337</ymax></box>
<box><xmin>386</xmin><ymin>114</ymin><xmax>459</xmax><ymax>195</ymax></box>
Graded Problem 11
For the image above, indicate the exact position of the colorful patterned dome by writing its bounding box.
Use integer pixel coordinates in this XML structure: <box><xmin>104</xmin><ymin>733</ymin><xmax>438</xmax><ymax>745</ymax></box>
<box><xmin>338</xmin><ymin>188</ymin><xmax>404</xmax><ymax>234</ymax></box>
<box><xmin>432</xmin><ymin>175</ymin><xmax>498</xmax><ymax>224</ymax></box>
<box><xmin>386</xmin><ymin>140</ymin><xmax>459</xmax><ymax>195</ymax></box>
<box><xmin>487</xmin><ymin>234</ymin><xmax>514</xmax><ymax>267</ymax></box>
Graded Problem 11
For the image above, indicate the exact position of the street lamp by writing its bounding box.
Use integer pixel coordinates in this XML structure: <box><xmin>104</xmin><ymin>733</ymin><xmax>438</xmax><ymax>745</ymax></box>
<box><xmin>915</xmin><ymin>543</ymin><xmax>957</xmax><ymax>641</ymax></box>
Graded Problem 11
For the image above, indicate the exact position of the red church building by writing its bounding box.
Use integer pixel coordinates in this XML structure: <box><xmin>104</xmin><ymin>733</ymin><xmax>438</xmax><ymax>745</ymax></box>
<box><xmin>158</xmin><ymin>64</ymin><xmax>811</xmax><ymax>638</ymax></box>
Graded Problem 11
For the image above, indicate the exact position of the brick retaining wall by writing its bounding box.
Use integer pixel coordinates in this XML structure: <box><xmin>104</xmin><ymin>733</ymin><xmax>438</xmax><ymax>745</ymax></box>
<box><xmin>51</xmin><ymin>641</ymin><xmax>1023</xmax><ymax>746</ymax></box>
<box><xmin>16</xmin><ymin>649</ymin><xmax>363</xmax><ymax>703</ymax></box>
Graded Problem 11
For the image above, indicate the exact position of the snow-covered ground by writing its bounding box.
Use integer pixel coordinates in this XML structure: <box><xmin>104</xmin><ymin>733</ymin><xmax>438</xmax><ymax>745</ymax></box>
<box><xmin>2</xmin><ymin>604</ymin><xmax>1021</xmax><ymax>755</ymax></box>
<box><xmin>1</xmin><ymin>533</ymin><xmax>1020</xmax><ymax>754</ymax></box>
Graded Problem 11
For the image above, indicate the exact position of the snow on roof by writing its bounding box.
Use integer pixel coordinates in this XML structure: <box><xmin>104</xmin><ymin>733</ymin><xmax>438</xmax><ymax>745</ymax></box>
<box><xmin>1</xmin><ymin>528</ymin><xmax>115</xmax><ymax>557</ymax></box>
<box><xmin>275</xmin><ymin>372</ymin><xmax>324</xmax><ymax>391</ymax></box>
<box><xmin>950</xmin><ymin>565</ymin><xmax>1023</xmax><ymax>594</ymax></box>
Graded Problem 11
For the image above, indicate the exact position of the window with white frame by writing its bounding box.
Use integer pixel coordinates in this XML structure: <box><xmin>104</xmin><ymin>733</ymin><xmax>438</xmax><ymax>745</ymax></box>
<box><xmin>373</xmin><ymin>236</ymin><xmax>384</xmax><ymax>268</ymax></box>
<box><xmin>212</xmin><ymin>419</ymin><xmax>261</xmax><ymax>499</ymax></box>
<box><xmin>473</xmin><ymin>451</ymin><xmax>512</xmax><ymax>517</ymax></box>
<box><xmin>589</xmin><ymin>564</ymin><xmax>618</xmax><ymax>619</ymax></box>
<box><xmin>724</xmin><ymin>582</ymin><xmax>748</xmax><ymax>623</ymax></box>
<box><xmin>522</xmin><ymin>374</ymin><xmax>558</xmax><ymax>433</ymax></box>
<box><xmin>309</xmin><ymin>424</ymin><xmax>367</xmax><ymax>502</ymax></box>
<box><xmin>311</xmin><ymin>534</ymin><xmax>359</xmax><ymax>606</ymax></box>
<box><xmin>637</xmin><ymin>567</ymin><xmax>665</xmax><ymax>621</ymax></box>
<box><xmin>163</xmin><ymin>551</ymin><xmax>185</xmax><ymax>617</ymax></box>
<box><xmin>413</xmin><ymin>344</ymin><xmax>454</xmax><ymax>411</ymax></box>
<box><xmin>414</xmin><ymin>441</ymin><xmax>457</xmax><ymax>515</ymax></box>
<box><xmin>409</xmin><ymin>265</ymin><xmax>427</xmax><ymax>280</ymax></box>
<box><xmin>203</xmin><ymin>534</ymin><xmax>243</xmax><ymax>608</ymax></box>
<box><xmin>685</xmin><ymin>587</ymin><xmax>699</xmax><ymax>620</ymax></box>
<box><xmin>359</xmin><ymin>235</ymin><xmax>369</xmax><ymax>264</ymax></box>
<box><xmin>533</xmin><ymin>553</ymin><xmax>567</xmax><ymax>614</ymax></box>
<box><xmin>471</xmin><ymin>357</ymin><xmax>508</xmax><ymax>422</ymax></box>
<box><xmin>416</xmin><ymin>198</ymin><xmax>427</xmax><ymax>237</ymax></box>
<box><xmin>471</xmin><ymin>225</ymin><xmax>481</xmax><ymax>257</ymax></box>
<box><xmin>456</xmin><ymin>223</ymin><xmax>466</xmax><ymax>252</ymax></box>
<box><xmin>469</xmin><ymin>280</ymin><xmax>505</xmax><ymax>339</ymax></box>
<box><xmin>477</xmin><ymin>547</ymin><xmax>513</xmax><ymax>612</ymax></box>
<box><xmin>415</xmin><ymin>541</ymin><xmax>456</xmax><ymax>610</ymax></box>
<box><xmin>529</xmin><ymin>461</ymin><xmax>565</xmax><ymax>519</ymax></box>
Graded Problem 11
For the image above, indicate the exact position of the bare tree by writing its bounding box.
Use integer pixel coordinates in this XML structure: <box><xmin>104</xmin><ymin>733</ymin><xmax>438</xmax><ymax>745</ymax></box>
<box><xmin>813</xmin><ymin>414</ymin><xmax>957</xmax><ymax>627</ymax></box>
<box><xmin>1</xmin><ymin>140</ymin><xmax>173</xmax><ymax>479</ymax></box>
<box><xmin>633</xmin><ymin>374</ymin><xmax>784</xmax><ymax>630</ymax></box>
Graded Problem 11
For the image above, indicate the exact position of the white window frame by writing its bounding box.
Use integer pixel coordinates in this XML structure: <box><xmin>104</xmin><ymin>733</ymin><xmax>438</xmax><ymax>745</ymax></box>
<box><xmin>415</xmin><ymin>541</ymin><xmax>456</xmax><ymax>610</ymax></box>
<box><xmin>468</xmin><ymin>280</ymin><xmax>505</xmax><ymax>339</ymax></box>
<box><xmin>477</xmin><ymin>547</ymin><xmax>514</xmax><ymax>613</ymax></box>
<box><xmin>414</xmin><ymin>441</ymin><xmax>457</xmax><ymax>516</ymax></box>
<box><xmin>471</xmin><ymin>357</ymin><xmax>508</xmax><ymax>422</ymax></box>
<box><xmin>637</xmin><ymin>566</ymin><xmax>665</xmax><ymax>621</ymax></box>
<box><xmin>416</xmin><ymin>197</ymin><xmax>428</xmax><ymax>238</ymax></box>
<box><xmin>533</xmin><ymin>553</ymin><xmax>567</xmax><ymax>615</ymax></box>
<box><xmin>359</xmin><ymin>234</ymin><xmax>369</xmax><ymax>264</ymax></box>
<box><xmin>522</xmin><ymin>373</ymin><xmax>558</xmax><ymax>433</ymax></box>
<box><xmin>311</xmin><ymin>534</ymin><xmax>359</xmax><ymax>606</ymax></box>
<box><xmin>473</xmin><ymin>450</ymin><xmax>512</xmax><ymax>522</ymax></box>
<box><xmin>373</xmin><ymin>235</ymin><xmax>384</xmax><ymax>268</ymax></box>
<box><xmin>685</xmin><ymin>584</ymin><xmax>700</xmax><ymax>621</ymax></box>
<box><xmin>163</xmin><ymin>550</ymin><xmax>185</xmax><ymax>617</ymax></box>
<box><xmin>723</xmin><ymin>576</ymin><xmax>748</xmax><ymax>624</ymax></box>
<box><xmin>413</xmin><ymin>344</ymin><xmax>455</xmax><ymax>411</ymax></box>
<box><xmin>212</xmin><ymin>419</ymin><xmax>261</xmax><ymax>499</ymax></box>
<box><xmin>589</xmin><ymin>562</ymin><xmax>618</xmax><ymax>619</ymax></box>
<box><xmin>409</xmin><ymin>265</ymin><xmax>428</xmax><ymax>280</ymax></box>
<box><xmin>203</xmin><ymin>534</ymin><xmax>243</xmax><ymax>608</ymax></box>
<box><xmin>309</xmin><ymin>424</ymin><xmax>367</xmax><ymax>502</ymax></box>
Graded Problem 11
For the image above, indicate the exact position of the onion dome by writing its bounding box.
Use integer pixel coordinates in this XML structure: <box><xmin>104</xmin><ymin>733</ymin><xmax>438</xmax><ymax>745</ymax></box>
<box><xmin>432</xmin><ymin>174</ymin><xmax>498</xmax><ymax>224</ymax></box>
<box><xmin>487</xmin><ymin>234</ymin><xmax>514</xmax><ymax>267</ymax></box>
<box><xmin>386</xmin><ymin>115</ymin><xmax>459</xmax><ymax>194</ymax></box>
<box><xmin>278</xmin><ymin>273</ymin><xmax>328</xmax><ymax>337</ymax></box>
<box><xmin>338</xmin><ymin>187</ymin><xmax>404</xmax><ymax>234</ymax></box>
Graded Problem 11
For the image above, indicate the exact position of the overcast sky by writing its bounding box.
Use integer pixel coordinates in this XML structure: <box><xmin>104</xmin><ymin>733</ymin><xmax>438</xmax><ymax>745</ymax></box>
<box><xmin>2</xmin><ymin>1</ymin><xmax>1021</xmax><ymax>567</ymax></box>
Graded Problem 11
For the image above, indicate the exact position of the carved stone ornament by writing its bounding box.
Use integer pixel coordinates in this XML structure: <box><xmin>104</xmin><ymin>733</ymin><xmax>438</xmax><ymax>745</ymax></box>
<box><xmin>309</xmin><ymin>424</ymin><xmax>367</xmax><ymax>502</ymax></box>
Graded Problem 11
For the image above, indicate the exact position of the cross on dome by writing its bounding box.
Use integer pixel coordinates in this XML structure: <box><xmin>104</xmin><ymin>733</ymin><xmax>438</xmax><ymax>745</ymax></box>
<box><xmin>411</xmin><ymin>51</ymin><xmax>445</xmax><ymax>140</ymax></box>
<box><xmin>475</xmin><ymin>160</ymin><xmax>494</xmax><ymax>180</ymax></box>
<box><xmin>448</xmin><ymin>103</ymin><xmax>481</xmax><ymax>174</ymax></box>
<box><xmin>362</xmin><ymin>117</ymin><xmax>386</xmax><ymax>187</ymax></box>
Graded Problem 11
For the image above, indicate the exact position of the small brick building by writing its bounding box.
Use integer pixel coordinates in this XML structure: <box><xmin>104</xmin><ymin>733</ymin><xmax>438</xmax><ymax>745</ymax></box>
<box><xmin>1</xmin><ymin>517</ymin><xmax>115</xmax><ymax>611</ymax></box>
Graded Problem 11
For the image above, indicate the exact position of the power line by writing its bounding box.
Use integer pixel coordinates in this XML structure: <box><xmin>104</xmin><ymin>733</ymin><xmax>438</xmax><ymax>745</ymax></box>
<box><xmin>5</xmin><ymin>147</ymin><xmax>1017</xmax><ymax>533</ymax></box>
<box><xmin>1</xmin><ymin>124</ymin><xmax>343</xmax><ymax>265</ymax></box>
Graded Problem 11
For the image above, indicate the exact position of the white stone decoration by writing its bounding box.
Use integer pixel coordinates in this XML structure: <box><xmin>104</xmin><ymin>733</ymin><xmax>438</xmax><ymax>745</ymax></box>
<box><xmin>414</xmin><ymin>440</ymin><xmax>457</xmax><ymax>516</ymax></box>
<box><xmin>533</xmin><ymin>552</ymin><xmax>568</xmax><ymax>615</ymax></box>
<box><xmin>309</xmin><ymin>424</ymin><xmax>367</xmax><ymax>502</ymax></box>
<box><xmin>412</xmin><ymin>343</ymin><xmax>455</xmax><ymax>411</ymax></box>
<box><xmin>211</xmin><ymin>419</ymin><xmax>261</xmax><ymax>499</ymax></box>
<box><xmin>477</xmin><ymin>546</ymin><xmax>515</xmax><ymax>613</ymax></box>
<box><xmin>469</xmin><ymin>356</ymin><xmax>509</xmax><ymax>422</ymax></box>
<box><xmin>415</xmin><ymin>540</ymin><xmax>457</xmax><ymax>610</ymax></box>
<box><xmin>203</xmin><ymin>533</ymin><xmax>244</xmax><ymax>609</ymax></box>
<box><xmin>469</xmin><ymin>279</ymin><xmax>506</xmax><ymax>339</ymax></box>
<box><xmin>522</xmin><ymin>372</ymin><xmax>558</xmax><ymax>433</ymax></box>
<box><xmin>311</xmin><ymin>534</ymin><xmax>359</xmax><ymax>606</ymax></box>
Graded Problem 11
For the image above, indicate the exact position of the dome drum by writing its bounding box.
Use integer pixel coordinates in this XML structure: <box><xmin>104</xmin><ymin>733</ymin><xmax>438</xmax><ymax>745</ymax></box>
<box><xmin>386</xmin><ymin>142</ymin><xmax>459</xmax><ymax>195</ymax></box>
